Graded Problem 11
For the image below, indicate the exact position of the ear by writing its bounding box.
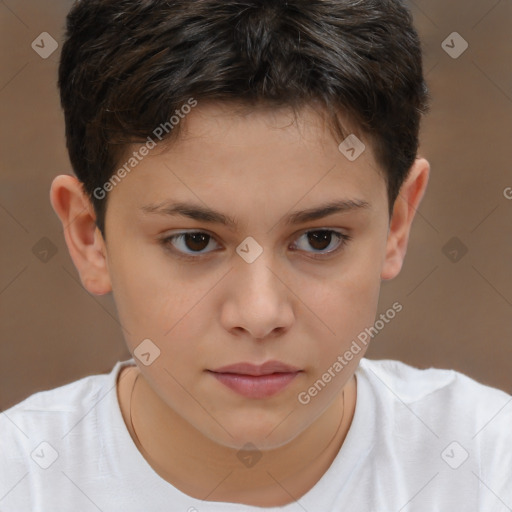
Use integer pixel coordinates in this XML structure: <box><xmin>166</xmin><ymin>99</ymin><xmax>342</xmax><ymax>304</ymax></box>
<box><xmin>50</xmin><ymin>175</ymin><xmax>112</xmax><ymax>295</ymax></box>
<box><xmin>381</xmin><ymin>158</ymin><xmax>430</xmax><ymax>281</ymax></box>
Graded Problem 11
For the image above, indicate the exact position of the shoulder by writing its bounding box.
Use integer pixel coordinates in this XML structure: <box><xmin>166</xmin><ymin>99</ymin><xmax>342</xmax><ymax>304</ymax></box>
<box><xmin>0</xmin><ymin>359</ymin><xmax>135</xmax><ymax>474</ymax></box>
<box><xmin>359</xmin><ymin>357</ymin><xmax>511</xmax><ymax>409</ymax></box>
<box><xmin>2</xmin><ymin>363</ymin><xmax>118</xmax><ymax>431</ymax></box>
<box><xmin>358</xmin><ymin>357</ymin><xmax>512</xmax><ymax>449</ymax></box>
<box><xmin>0</xmin><ymin>359</ymin><xmax>137</xmax><ymax>509</ymax></box>
<box><xmin>357</xmin><ymin>358</ymin><xmax>512</xmax><ymax>495</ymax></box>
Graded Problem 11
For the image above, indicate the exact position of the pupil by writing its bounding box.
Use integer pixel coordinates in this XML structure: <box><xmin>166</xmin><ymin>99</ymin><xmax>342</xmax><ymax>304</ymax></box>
<box><xmin>185</xmin><ymin>233</ymin><xmax>209</xmax><ymax>251</ymax></box>
<box><xmin>308</xmin><ymin>231</ymin><xmax>331</xmax><ymax>251</ymax></box>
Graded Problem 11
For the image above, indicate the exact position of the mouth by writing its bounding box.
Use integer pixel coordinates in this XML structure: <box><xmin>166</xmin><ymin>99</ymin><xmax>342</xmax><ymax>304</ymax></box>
<box><xmin>207</xmin><ymin>361</ymin><xmax>303</xmax><ymax>399</ymax></box>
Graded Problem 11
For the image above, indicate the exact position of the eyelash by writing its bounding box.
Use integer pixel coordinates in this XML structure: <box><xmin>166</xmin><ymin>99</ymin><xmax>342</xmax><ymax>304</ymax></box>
<box><xmin>160</xmin><ymin>229</ymin><xmax>352</xmax><ymax>261</ymax></box>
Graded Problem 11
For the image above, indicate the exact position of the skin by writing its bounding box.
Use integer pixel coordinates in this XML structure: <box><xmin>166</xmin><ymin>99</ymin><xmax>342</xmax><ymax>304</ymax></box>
<box><xmin>50</xmin><ymin>102</ymin><xmax>429</xmax><ymax>507</ymax></box>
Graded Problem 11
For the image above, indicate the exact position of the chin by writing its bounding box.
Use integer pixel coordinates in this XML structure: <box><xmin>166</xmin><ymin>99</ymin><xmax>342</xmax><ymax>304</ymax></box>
<box><xmin>201</xmin><ymin>414</ymin><xmax>308</xmax><ymax>451</ymax></box>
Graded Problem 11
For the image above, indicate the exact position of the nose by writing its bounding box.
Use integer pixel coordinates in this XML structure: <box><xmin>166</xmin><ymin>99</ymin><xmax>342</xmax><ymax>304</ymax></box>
<box><xmin>220</xmin><ymin>251</ymin><xmax>295</xmax><ymax>340</ymax></box>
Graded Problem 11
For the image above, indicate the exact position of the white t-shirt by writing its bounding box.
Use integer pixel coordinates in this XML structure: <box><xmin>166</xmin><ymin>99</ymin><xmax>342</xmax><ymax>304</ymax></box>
<box><xmin>1</xmin><ymin>357</ymin><xmax>511</xmax><ymax>511</ymax></box>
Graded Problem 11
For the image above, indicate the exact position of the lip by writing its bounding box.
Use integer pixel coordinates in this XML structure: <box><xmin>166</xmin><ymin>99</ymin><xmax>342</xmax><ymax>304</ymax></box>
<box><xmin>208</xmin><ymin>360</ymin><xmax>302</xmax><ymax>399</ymax></box>
<box><xmin>211</xmin><ymin>360</ymin><xmax>301</xmax><ymax>376</ymax></box>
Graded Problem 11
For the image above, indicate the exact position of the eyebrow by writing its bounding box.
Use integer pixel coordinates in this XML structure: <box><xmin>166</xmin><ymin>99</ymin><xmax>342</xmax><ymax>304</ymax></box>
<box><xmin>140</xmin><ymin>198</ymin><xmax>370</xmax><ymax>230</ymax></box>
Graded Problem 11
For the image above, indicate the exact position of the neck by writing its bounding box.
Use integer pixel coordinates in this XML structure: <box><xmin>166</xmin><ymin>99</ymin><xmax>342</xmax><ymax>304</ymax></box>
<box><xmin>127</xmin><ymin>370</ymin><xmax>356</xmax><ymax>507</ymax></box>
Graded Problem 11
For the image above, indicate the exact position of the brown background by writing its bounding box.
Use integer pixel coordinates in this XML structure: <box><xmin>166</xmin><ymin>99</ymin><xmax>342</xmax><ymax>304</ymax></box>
<box><xmin>1</xmin><ymin>0</ymin><xmax>511</xmax><ymax>411</ymax></box>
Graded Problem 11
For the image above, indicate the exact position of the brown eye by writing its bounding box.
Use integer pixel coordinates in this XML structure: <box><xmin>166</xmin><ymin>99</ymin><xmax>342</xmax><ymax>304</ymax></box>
<box><xmin>183</xmin><ymin>232</ymin><xmax>210</xmax><ymax>251</ymax></box>
<box><xmin>161</xmin><ymin>229</ymin><xmax>351</xmax><ymax>261</ymax></box>
<box><xmin>162</xmin><ymin>231</ymin><xmax>220</xmax><ymax>257</ymax></box>
<box><xmin>307</xmin><ymin>230</ymin><xmax>333</xmax><ymax>251</ymax></box>
<box><xmin>291</xmin><ymin>229</ymin><xmax>351</xmax><ymax>258</ymax></box>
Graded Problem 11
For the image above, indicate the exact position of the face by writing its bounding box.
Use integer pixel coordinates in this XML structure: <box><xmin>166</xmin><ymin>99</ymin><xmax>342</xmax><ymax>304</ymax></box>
<box><xmin>100</xmin><ymin>103</ymin><xmax>392</xmax><ymax>450</ymax></box>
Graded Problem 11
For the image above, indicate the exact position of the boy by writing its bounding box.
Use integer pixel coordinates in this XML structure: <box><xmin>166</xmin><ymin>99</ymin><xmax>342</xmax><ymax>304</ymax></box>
<box><xmin>1</xmin><ymin>0</ymin><xmax>511</xmax><ymax>510</ymax></box>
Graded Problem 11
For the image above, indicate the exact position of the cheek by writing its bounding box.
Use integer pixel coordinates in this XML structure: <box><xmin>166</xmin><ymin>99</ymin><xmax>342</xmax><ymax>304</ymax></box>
<box><xmin>311</xmin><ymin>275</ymin><xmax>379</xmax><ymax>364</ymax></box>
<box><xmin>108</xmin><ymin>245</ymin><xmax>224</xmax><ymax>373</ymax></box>
<box><xmin>107</xmin><ymin>241</ymin><xmax>186</xmax><ymax>344</ymax></box>
<box><xmin>326</xmin><ymin>236</ymin><xmax>384</xmax><ymax>310</ymax></box>
<box><xmin>305</xmin><ymin>237</ymin><xmax>384</xmax><ymax>360</ymax></box>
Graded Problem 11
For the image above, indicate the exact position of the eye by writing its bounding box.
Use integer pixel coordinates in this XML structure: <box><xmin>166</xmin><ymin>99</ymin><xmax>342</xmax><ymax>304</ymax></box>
<box><xmin>161</xmin><ymin>229</ymin><xmax>351</xmax><ymax>261</ymax></box>
<box><xmin>290</xmin><ymin>229</ymin><xmax>351</xmax><ymax>258</ymax></box>
<box><xmin>161</xmin><ymin>231</ymin><xmax>221</xmax><ymax>259</ymax></box>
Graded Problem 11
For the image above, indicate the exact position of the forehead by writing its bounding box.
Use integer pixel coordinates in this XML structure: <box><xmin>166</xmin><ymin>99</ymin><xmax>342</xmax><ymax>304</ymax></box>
<box><xmin>176</xmin><ymin>101</ymin><xmax>361</xmax><ymax>152</ymax></box>
<box><xmin>106</xmin><ymin>102</ymin><xmax>387</xmax><ymax>222</ymax></box>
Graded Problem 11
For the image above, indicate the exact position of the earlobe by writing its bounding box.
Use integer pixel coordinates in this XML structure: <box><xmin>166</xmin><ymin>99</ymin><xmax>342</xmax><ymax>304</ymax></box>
<box><xmin>380</xmin><ymin>158</ymin><xmax>430</xmax><ymax>281</ymax></box>
<box><xmin>50</xmin><ymin>175</ymin><xmax>112</xmax><ymax>295</ymax></box>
